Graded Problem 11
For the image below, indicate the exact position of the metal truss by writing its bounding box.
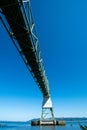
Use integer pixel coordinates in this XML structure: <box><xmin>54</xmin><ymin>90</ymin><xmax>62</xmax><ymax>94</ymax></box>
<box><xmin>0</xmin><ymin>0</ymin><xmax>50</xmax><ymax>97</ymax></box>
<box><xmin>41</xmin><ymin>108</ymin><xmax>55</xmax><ymax>121</ymax></box>
<box><xmin>40</xmin><ymin>97</ymin><xmax>55</xmax><ymax>123</ymax></box>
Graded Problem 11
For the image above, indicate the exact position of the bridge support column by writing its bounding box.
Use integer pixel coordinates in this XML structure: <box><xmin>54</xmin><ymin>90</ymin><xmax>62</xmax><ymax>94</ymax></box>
<box><xmin>40</xmin><ymin>97</ymin><xmax>55</xmax><ymax>125</ymax></box>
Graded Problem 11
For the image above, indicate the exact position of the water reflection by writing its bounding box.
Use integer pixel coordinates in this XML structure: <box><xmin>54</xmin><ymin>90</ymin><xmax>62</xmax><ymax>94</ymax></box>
<box><xmin>30</xmin><ymin>126</ymin><xmax>56</xmax><ymax>130</ymax></box>
<box><xmin>40</xmin><ymin>126</ymin><xmax>56</xmax><ymax>130</ymax></box>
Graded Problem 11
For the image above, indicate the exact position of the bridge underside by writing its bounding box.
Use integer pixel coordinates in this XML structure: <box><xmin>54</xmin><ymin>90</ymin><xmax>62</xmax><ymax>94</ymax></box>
<box><xmin>0</xmin><ymin>0</ymin><xmax>50</xmax><ymax>97</ymax></box>
<box><xmin>0</xmin><ymin>0</ymin><xmax>55</xmax><ymax>123</ymax></box>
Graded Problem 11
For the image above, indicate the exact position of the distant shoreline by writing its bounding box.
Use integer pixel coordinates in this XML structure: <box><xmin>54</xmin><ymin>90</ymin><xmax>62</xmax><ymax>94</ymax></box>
<box><xmin>0</xmin><ymin>117</ymin><xmax>87</xmax><ymax>122</ymax></box>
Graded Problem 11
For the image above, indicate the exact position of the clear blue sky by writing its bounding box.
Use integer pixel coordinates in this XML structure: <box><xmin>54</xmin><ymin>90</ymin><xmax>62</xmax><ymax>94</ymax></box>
<box><xmin>0</xmin><ymin>0</ymin><xmax>87</xmax><ymax>121</ymax></box>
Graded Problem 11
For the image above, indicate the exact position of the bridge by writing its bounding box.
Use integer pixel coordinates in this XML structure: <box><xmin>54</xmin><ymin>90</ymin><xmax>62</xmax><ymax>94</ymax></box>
<box><xmin>0</xmin><ymin>0</ymin><xmax>55</xmax><ymax>125</ymax></box>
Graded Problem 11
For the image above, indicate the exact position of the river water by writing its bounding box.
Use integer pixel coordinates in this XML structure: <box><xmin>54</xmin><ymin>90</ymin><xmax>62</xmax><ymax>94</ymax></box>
<box><xmin>0</xmin><ymin>118</ymin><xmax>87</xmax><ymax>130</ymax></box>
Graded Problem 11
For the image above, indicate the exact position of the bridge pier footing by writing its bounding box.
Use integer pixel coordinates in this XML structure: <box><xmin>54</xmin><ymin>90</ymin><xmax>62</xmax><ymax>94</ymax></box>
<box><xmin>31</xmin><ymin>120</ymin><xmax>66</xmax><ymax>126</ymax></box>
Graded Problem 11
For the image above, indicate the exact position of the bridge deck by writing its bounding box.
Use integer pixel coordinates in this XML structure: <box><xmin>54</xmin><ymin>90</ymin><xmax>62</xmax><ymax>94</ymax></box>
<box><xmin>0</xmin><ymin>0</ymin><xmax>50</xmax><ymax>97</ymax></box>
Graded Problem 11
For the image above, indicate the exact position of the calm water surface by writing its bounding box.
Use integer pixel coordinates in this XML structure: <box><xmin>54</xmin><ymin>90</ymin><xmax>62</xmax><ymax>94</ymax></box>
<box><xmin>0</xmin><ymin>119</ymin><xmax>87</xmax><ymax>130</ymax></box>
